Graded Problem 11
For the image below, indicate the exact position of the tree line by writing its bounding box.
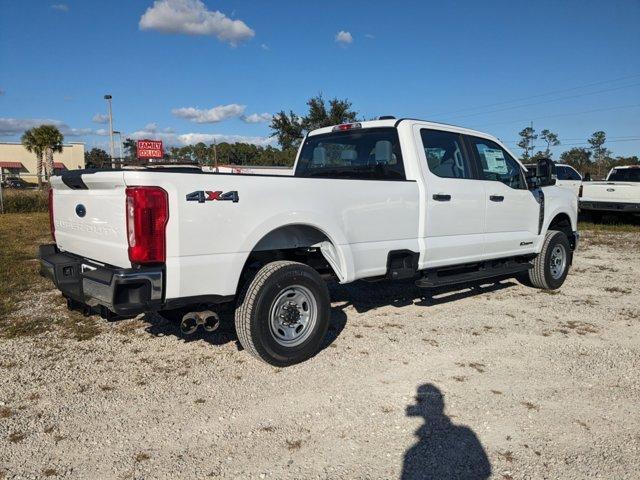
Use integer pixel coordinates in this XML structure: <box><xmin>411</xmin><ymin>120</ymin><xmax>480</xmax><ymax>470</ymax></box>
<box><xmin>517</xmin><ymin>126</ymin><xmax>638</xmax><ymax>179</ymax></box>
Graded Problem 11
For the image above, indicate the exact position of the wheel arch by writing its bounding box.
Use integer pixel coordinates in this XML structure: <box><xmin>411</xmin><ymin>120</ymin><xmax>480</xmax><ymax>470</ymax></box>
<box><xmin>234</xmin><ymin>218</ymin><xmax>355</xmax><ymax>295</ymax></box>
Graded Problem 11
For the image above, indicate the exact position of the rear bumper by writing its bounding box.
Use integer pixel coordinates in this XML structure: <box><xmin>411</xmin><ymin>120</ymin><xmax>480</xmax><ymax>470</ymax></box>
<box><xmin>39</xmin><ymin>244</ymin><xmax>163</xmax><ymax>316</ymax></box>
<box><xmin>579</xmin><ymin>200</ymin><xmax>640</xmax><ymax>213</ymax></box>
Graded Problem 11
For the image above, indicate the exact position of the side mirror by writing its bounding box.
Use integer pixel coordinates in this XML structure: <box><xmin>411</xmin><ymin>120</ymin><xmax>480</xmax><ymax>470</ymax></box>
<box><xmin>525</xmin><ymin>158</ymin><xmax>556</xmax><ymax>188</ymax></box>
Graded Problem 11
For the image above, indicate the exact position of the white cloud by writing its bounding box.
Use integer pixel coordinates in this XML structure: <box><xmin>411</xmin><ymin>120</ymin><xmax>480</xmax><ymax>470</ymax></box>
<box><xmin>242</xmin><ymin>112</ymin><xmax>272</xmax><ymax>124</ymax></box>
<box><xmin>92</xmin><ymin>113</ymin><xmax>109</xmax><ymax>124</ymax></box>
<box><xmin>139</xmin><ymin>0</ymin><xmax>254</xmax><ymax>45</ymax></box>
<box><xmin>144</xmin><ymin>122</ymin><xmax>159</xmax><ymax>131</ymax></box>
<box><xmin>0</xmin><ymin>117</ymin><xmax>98</xmax><ymax>137</ymax></box>
<box><xmin>171</xmin><ymin>104</ymin><xmax>246</xmax><ymax>123</ymax></box>
<box><xmin>365</xmin><ymin>33</ymin><xmax>375</xmax><ymax>39</ymax></box>
<box><xmin>0</xmin><ymin>118</ymin><xmax>66</xmax><ymax>136</ymax></box>
<box><xmin>94</xmin><ymin>128</ymin><xmax>110</xmax><ymax>136</ymax></box>
<box><xmin>335</xmin><ymin>30</ymin><xmax>353</xmax><ymax>45</ymax></box>
<box><xmin>51</xmin><ymin>4</ymin><xmax>69</xmax><ymax>11</ymax></box>
<box><xmin>260</xmin><ymin>43</ymin><xmax>270</xmax><ymax>51</ymax></box>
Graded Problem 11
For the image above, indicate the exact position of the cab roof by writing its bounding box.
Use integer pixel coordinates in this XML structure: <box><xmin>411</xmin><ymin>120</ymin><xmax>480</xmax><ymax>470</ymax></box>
<box><xmin>308</xmin><ymin>118</ymin><xmax>501</xmax><ymax>144</ymax></box>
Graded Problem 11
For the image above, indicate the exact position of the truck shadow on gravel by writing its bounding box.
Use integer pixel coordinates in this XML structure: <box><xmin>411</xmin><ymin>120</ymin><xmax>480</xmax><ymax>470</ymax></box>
<box><xmin>141</xmin><ymin>307</ymin><xmax>348</xmax><ymax>353</ymax></box>
<box><xmin>329</xmin><ymin>278</ymin><xmax>517</xmax><ymax>314</ymax></box>
<box><xmin>139</xmin><ymin>279</ymin><xmax>513</xmax><ymax>351</ymax></box>
<box><xmin>402</xmin><ymin>384</ymin><xmax>491</xmax><ymax>480</ymax></box>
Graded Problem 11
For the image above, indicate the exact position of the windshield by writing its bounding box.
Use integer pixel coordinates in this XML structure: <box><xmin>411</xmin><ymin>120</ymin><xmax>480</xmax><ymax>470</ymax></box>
<box><xmin>608</xmin><ymin>168</ymin><xmax>640</xmax><ymax>182</ymax></box>
<box><xmin>295</xmin><ymin>127</ymin><xmax>405</xmax><ymax>180</ymax></box>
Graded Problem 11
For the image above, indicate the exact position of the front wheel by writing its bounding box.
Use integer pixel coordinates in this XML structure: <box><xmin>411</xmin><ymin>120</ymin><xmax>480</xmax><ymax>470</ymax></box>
<box><xmin>235</xmin><ymin>261</ymin><xmax>330</xmax><ymax>366</ymax></box>
<box><xmin>528</xmin><ymin>230</ymin><xmax>572</xmax><ymax>290</ymax></box>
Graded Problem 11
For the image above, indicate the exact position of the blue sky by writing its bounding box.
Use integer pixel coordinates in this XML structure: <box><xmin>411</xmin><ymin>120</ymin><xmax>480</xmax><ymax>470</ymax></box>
<box><xmin>1</xmin><ymin>0</ymin><xmax>639</xmax><ymax>157</ymax></box>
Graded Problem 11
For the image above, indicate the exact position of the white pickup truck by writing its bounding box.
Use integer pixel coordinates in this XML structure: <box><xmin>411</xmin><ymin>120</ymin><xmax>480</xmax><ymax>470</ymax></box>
<box><xmin>40</xmin><ymin>118</ymin><xmax>579</xmax><ymax>365</ymax></box>
<box><xmin>579</xmin><ymin>165</ymin><xmax>640</xmax><ymax>220</ymax></box>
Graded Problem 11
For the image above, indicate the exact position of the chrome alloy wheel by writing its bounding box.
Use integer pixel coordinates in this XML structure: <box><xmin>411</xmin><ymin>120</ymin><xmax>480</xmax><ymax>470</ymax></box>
<box><xmin>549</xmin><ymin>244</ymin><xmax>567</xmax><ymax>280</ymax></box>
<box><xmin>269</xmin><ymin>285</ymin><xmax>318</xmax><ymax>347</ymax></box>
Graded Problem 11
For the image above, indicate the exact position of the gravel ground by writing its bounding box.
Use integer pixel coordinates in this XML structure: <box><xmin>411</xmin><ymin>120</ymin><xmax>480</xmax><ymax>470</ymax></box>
<box><xmin>1</xmin><ymin>230</ymin><xmax>639</xmax><ymax>480</ymax></box>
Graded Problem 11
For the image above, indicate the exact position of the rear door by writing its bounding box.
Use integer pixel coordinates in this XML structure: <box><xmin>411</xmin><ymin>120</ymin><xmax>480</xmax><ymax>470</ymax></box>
<box><xmin>465</xmin><ymin>135</ymin><xmax>540</xmax><ymax>258</ymax></box>
<box><xmin>414</xmin><ymin>127</ymin><xmax>486</xmax><ymax>268</ymax></box>
<box><xmin>556</xmin><ymin>165</ymin><xmax>582</xmax><ymax>196</ymax></box>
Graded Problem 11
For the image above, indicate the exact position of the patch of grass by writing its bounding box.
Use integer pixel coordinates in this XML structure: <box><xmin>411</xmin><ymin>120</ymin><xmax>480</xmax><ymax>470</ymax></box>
<box><xmin>8</xmin><ymin>431</ymin><xmax>26</xmax><ymax>443</ymax></box>
<box><xmin>2</xmin><ymin>189</ymin><xmax>49</xmax><ymax>213</ymax></box>
<box><xmin>42</xmin><ymin>468</ymin><xmax>58</xmax><ymax>477</ymax></box>
<box><xmin>134</xmin><ymin>452</ymin><xmax>150</xmax><ymax>462</ymax></box>
<box><xmin>0</xmin><ymin>212</ymin><xmax>51</xmax><ymax>322</ymax></box>
<box><xmin>286</xmin><ymin>439</ymin><xmax>303</xmax><ymax>451</ymax></box>
<box><xmin>521</xmin><ymin>401</ymin><xmax>540</xmax><ymax>411</ymax></box>
<box><xmin>0</xmin><ymin>406</ymin><xmax>13</xmax><ymax>418</ymax></box>
<box><xmin>194</xmin><ymin>398</ymin><xmax>206</xmax><ymax>404</ymax></box>
<box><xmin>497</xmin><ymin>450</ymin><xmax>515</xmax><ymax>463</ymax></box>
<box><xmin>579</xmin><ymin>220</ymin><xmax>640</xmax><ymax>234</ymax></box>
<box><xmin>605</xmin><ymin>286</ymin><xmax>631</xmax><ymax>294</ymax></box>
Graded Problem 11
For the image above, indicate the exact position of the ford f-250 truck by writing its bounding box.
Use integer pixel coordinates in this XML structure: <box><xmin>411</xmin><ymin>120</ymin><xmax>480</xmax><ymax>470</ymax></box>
<box><xmin>40</xmin><ymin>118</ymin><xmax>579</xmax><ymax>365</ymax></box>
<box><xmin>579</xmin><ymin>165</ymin><xmax>640</xmax><ymax>221</ymax></box>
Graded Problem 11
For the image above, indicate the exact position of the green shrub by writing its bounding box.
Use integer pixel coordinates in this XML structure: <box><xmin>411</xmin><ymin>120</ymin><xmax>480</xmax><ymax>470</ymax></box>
<box><xmin>2</xmin><ymin>190</ymin><xmax>49</xmax><ymax>213</ymax></box>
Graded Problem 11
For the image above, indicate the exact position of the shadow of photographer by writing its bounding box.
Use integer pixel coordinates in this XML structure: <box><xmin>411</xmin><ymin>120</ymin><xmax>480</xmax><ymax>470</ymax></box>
<box><xmin>402</xmin><ymin>384</ymin><xmax>491</xmax><ymax>480</ymax></box>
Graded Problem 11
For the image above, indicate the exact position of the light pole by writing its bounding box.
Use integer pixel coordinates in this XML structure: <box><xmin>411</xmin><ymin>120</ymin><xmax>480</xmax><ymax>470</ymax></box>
<box><xmin>113</xmin><ymin>130</ymin><xmax>124</xmax><ymax>166</ymax></box>
<box><xmin>104</xmin><ymin>94</ymin><xmax>115</xmax><ymax>168</ymax></box>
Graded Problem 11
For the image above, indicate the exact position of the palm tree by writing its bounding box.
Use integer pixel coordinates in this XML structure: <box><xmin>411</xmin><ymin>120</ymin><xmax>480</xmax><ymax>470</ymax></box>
<box><xmin>37</xmin><ymin>125</ymin><xmax>64</xmax><ymax>180</ymax></box>
<box><xmin>21</xmin><ymin>128</ymin><xmax>45</xmax><ymax>189</ymax></box>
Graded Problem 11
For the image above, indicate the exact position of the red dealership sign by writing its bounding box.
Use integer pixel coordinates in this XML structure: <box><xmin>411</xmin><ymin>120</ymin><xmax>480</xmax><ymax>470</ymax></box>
<box><xmin>136</xmin><ymin>140</ymin><xmax>163</xmax><ymax>159</ymax></box>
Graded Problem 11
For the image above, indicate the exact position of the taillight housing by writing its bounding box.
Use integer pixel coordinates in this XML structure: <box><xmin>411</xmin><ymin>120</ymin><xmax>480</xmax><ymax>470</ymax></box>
<box><xmin>48</xmin><ymin>188</ymin><xmax>55</xmax><ymax>241</ymax></box>
<box><xmin>125</xmin><ymin>186</ymin><xmax>169</xmax><ymax>264</ymax></box>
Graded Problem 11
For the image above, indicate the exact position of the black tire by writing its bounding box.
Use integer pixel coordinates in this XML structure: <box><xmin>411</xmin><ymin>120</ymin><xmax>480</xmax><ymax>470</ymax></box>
<box><xmin>528</xmin><ymin>230</ymin><xmax>572</xmax><ymax>290</ymax></box>
<box><xmin>235</xmin><ymin>261</ymin><xmax>330</xmax><ymax>366</ymax></box>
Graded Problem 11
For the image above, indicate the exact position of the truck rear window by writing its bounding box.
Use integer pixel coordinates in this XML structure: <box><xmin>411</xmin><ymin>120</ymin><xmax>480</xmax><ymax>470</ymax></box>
<box><xmin>608</xmin><ymin>168</ymin><xmax>640</xmax><ymax>182</ymax></box>
<box><xmin>295</xmin><ymin>128</ymin><xmax>406</xmax><ymax>180</ymax></box>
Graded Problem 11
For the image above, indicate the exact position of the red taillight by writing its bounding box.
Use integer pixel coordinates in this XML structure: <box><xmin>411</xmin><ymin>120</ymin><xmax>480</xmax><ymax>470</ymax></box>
<box><xmin>125</xmin><ymin>186</ymin><xmax>168</xmax><ymax>264</ymax></box>
<box><xmin>48</xmin><ymin>188</ymin><xmax>56</xmax><ymax>241</ymax></box>
<box><xmin>332</xmin><ymin>122</ymin><xmax>362</xmax><ymax>132</ymax></box>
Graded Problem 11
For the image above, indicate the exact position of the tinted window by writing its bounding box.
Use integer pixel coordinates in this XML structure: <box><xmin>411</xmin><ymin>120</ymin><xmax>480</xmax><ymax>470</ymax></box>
<box><xmin>557</xmin><ymin>165</ymin><xmax>581</xmax><ymax>181</ymax></box>
<box><xmin>468</xmin><ymin>137</ymin><xmax>526</xmax><ymax>189</ymax></box>
<box><xmin>296</xmin><ymin>128</ymin><xmax>405</xmax><ymax>180</ymax></box>
<box><xmin>608</xmin><ymin>168</ymin><xmax>640</xmax><ymax>182</ymax></box>
<box><xmin>420</xmin><ymin>129</ymin><xmax>474</xmax><ymax>179</ymax></box>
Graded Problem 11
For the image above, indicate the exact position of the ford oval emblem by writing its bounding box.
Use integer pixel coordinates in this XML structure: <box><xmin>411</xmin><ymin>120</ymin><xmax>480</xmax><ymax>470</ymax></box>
<box><xmin>75</xmin><ymin>204</ymin><xmax>86</xmax><ymax>218</ymax></box>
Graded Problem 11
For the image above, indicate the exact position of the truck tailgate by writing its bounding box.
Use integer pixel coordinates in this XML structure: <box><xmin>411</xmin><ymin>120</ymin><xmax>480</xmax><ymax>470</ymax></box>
<box><xmin>50</xmin><ymin>172</ymin><xmax>131</xmax><ymax>268</ymax></box>
<box><xmin>582</xmin><ymin>182</ymin><xmax>640</xmax><ymax>203</ymax></box>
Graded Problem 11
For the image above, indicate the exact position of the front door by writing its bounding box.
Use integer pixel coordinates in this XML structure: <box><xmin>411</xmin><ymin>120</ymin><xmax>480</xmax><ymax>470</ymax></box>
<box><xmin>414</xmin><ymin>127</ymin><xmax>486</xmax><ymax>268</ymax></box>
<box><xmin>465</xmin><ymin>135</ymin><xmax>540</xmax><ymax>258</ymax></box>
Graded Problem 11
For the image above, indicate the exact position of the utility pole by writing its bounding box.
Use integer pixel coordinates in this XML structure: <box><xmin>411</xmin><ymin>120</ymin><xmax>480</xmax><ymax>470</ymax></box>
<box><xmin>104</xmin><ymin>94</ymin><xmax>115</xmax><ymax>168</ymax></box>
<box><xmin>213</xmin><ymin>139</ymin><xmax>218</xmax><ymax>171</ymax></box>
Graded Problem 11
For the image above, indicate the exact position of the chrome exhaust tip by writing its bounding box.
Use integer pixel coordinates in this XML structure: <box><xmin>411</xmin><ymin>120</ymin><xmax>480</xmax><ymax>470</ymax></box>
<box><xmin>180</xmin><ymin>312</ymin><xmax>199</xmax><ymax>335</ymax></box>
<box><xmin>198</xmin><ymin>311</ymin><xmax>220</xmax><ymax>332</ymax></box>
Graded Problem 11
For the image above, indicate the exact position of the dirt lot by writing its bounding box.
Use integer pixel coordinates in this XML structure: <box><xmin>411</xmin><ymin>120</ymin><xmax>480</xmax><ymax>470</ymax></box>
<box><xmin>1</xmin><ymin>215</ymin><xmax>639</xmax><ymax>479</ymax></box>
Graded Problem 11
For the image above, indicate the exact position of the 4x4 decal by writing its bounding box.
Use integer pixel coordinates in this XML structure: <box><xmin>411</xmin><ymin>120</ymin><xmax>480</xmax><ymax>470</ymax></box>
<box><xmin>186</xmin><ymin>190</ymin><xmax>239</xmax><ymax>203</ymax></box>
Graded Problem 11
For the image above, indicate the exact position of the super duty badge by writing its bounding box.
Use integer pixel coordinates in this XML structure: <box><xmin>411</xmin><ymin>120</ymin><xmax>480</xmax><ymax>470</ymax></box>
<box><xmin>186</xmin><ymin>190</ymin><xmax>239</xmax><ymax>203</ymax></box>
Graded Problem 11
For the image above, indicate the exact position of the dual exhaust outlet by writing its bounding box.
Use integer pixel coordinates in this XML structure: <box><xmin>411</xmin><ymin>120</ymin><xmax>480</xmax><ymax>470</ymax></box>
<box><xmin>180</xmin><ymin>310</ymin><xmax>220</xmax><ymax>335</ymax></box>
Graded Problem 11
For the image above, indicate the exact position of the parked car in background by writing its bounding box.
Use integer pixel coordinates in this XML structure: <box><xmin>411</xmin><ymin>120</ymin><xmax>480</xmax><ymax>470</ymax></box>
<box><xmin>2</xmin><ymin>178</ymin><xmax>29</xmax><ymax>189</ymax></box>
<box><xmin>555</xmin><ymin>164</ymin><xmax>582</xmax><ymax>197</ymax></box>
<box><xmin>580</xmin><ymin>165</ymin><xmax>640</xmax><ymax>221</ymax></box>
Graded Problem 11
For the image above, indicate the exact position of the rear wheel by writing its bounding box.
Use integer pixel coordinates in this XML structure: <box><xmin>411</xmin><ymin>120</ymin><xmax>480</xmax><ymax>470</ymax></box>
<box><xmin>528</xmin><ymin>230</ymin><xmax>571</xmax><ymax>290</ymax></box>
<box><xmin>235</xmin><ymin>261</ymin><xmax>330</xmax><ymax>366</ymax></box>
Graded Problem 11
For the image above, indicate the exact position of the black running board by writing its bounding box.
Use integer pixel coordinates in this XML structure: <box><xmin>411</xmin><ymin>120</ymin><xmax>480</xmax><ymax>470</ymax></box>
<box><xmin>415</xmin><ymin>260</ymin><xmax>532</xmax><ymax>288</ymax></box>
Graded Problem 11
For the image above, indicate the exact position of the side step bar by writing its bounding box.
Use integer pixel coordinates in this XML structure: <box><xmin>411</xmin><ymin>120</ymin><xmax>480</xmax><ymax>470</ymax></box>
<box><xmin>416</xmin><ymin>260</ymin><xmax>532</xmax><ymax>289</ymax></box>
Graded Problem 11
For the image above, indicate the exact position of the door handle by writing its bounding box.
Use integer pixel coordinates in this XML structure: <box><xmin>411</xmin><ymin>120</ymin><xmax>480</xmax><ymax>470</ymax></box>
<box><xmin>432</xmin><ymin>194</ymin><xmax>451</xmax><ymax>202</ymax></box>
<box><xmin>489</xmin><ymin>195</ymin><xmax>504</xmax><ymax>202</ymax></box>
